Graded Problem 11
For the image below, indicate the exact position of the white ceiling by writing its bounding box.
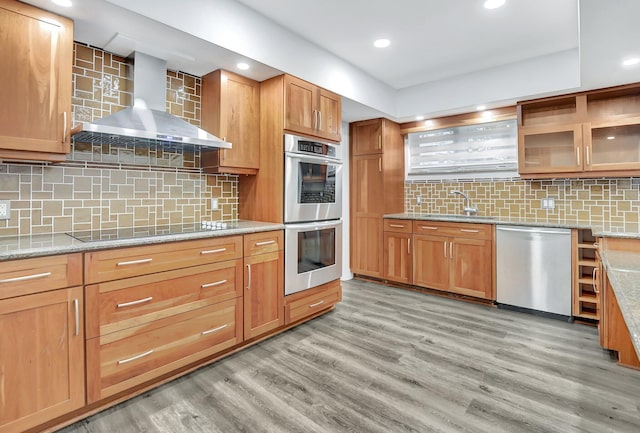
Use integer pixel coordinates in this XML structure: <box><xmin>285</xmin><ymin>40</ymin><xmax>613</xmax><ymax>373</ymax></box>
<box><xmin>21</xmin><ymin>0</ymin><xmax>640</xmax><ymax>123</ymax></box>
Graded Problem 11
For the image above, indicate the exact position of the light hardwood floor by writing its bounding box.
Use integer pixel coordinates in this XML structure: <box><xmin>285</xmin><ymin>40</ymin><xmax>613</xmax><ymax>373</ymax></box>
<box><xmin>60</xmin><ymin>279</ymin><xmax>640</xmax><ymax>433</ymax></box>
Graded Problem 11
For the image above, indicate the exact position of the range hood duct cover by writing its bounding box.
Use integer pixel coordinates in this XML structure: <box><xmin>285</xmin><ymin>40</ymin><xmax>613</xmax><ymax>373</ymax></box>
<box><xmin>71</xmin><ymin>52</ymin><xmax>231</xmax><ymax>150</ymax></box>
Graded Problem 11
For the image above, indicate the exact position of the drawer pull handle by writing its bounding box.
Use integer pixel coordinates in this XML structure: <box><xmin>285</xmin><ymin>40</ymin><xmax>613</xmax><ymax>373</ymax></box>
<box><xmin>309</xmin><ymin>300</ymin><xmax>325</xmax><ymax>308</ymax></box>
<box><xmin>460</xmin><ymin>229</ymin><xmax>479</xmax><ymax>233</ymax></box>
<box><xmin>117</xmin><ymin>258</ymin><xmax>152</xmax><ymax>267</ymax></box>
<box><xmin>201</xmin><ymin>248</ymin><xmax>227</xmax><ymax>255</ymax></box>
<box><xmin>255</xmin><ymin>240</ymin><xmax>276</xmax><ymax>246</ymax></box>
<box><xmin>420</xmin><ymin>226</ymin><xmax>438</xmax><ymax>230</ymax></box>
<box><xmin>118</xmin><ymin>349</ymin><xmax>154</xmax><ymax>365</ymax></box>
<box><xmin>117</xmin><ymin>297</ymin><xmax>153</xmax><ymax>308</ymax></box>
<box><xmin>201</xmin><ymin>279</ymin><xmax>227</xmax><ymax>288</ymax></box>
<box><xmin>0</xmin><ymin>272</ymin><xmax>52</xmax><ymax>283</ymax></box>
<box><xmin>201</xmin><ymin>324</ymin><xmax>228</xmax><ymax>335</ymax></box>
<box><xmin>389</xmin><ymin>224</ymin><xmax>405</xmax><ymax>228</ymax></box>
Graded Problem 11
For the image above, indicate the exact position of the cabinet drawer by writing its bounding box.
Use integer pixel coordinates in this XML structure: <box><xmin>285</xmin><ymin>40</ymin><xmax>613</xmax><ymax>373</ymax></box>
<box><xmin>0</xmin><ymin>253</ymin><xmax>82</xmax><ymax>299</ymax></box>
<box><xmin>87</xmin><ymin>298</ymin><xmax>242</xmax><ymax>402</ymax></box>
<box><xmin>86</xmin><ymin>259</ymin><xmax>243</xmax><ymax>338</ymax></box>
<box><xmin>85</xmin><ymin>236</ymin><xmax>242</xmax><ymax>284</ymax></box>
<box><xmin>244</xmin><ymin>230</ymin><xmax>284</xmax><ymax>256</ymax></box>
<box><xmin>412</xmin><ymin>221</ymin><xmax>492</xmax><ymax>239</ymax></box>
<box><xmin>384</xmin><ymin>219</ymin><xmax>412</xmax><ymax>233</ymax></box>
<box><xmin>284</xmin><ymin>279</ymin><xmax>341</xmax><ymax>324</ymax></box>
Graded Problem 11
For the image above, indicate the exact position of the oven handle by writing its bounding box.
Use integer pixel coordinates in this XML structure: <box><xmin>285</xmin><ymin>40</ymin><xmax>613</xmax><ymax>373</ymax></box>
<box><xmin>284</xmin><ymin>151</ymin><xmax>343</xmax><ymax>165</ymax></box>
<box><xmin>284</xmin><ymin>220</ymin><xmax>343</xmax><ymax>231</ymax></box>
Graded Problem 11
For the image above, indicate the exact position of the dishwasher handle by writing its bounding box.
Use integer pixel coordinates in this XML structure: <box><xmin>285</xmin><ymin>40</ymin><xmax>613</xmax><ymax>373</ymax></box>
<box><xmin>496</xmin><ymin>226</ymin><xmax>571</xmax><ymax>236</ymax></box>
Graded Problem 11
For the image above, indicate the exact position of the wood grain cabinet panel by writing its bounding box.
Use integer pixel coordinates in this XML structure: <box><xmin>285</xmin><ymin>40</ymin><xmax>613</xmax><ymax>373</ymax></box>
<box><xmin>284</xmin><ymin>279</ymin><xmax>341</xmax><ymax>324</ymax></box>
<box><xmin>449</xmin><ymin>238</ymin><xmax>493</xmax><ymax>298</ymax></box>
<box><xmin>0</xmin><ymin>286</ymin><xmax>84</xmax><ymax>433</ymax></box>
<box><xmin>383</xmin><ymin>231</ymin><xmax>412</xmax><ymax>284</ymax></box>
<box><xmin>243</xmin><ymin>249</ymin><xmax>284</xmax><ymax>340</ymax></box>
<box><xmin>413</xmin><ymin>234</ymin><xmax>449</xmax><ymax>291</ymax></box>
<box><xmin>201</xmin><ymin>70</ymin><xmax>260</xmax><ymax>175</ymax></box>
<box><xmin>0</xmin><ymin>0</ymin><xmax>73</xmax><ymax>162</ymax></box>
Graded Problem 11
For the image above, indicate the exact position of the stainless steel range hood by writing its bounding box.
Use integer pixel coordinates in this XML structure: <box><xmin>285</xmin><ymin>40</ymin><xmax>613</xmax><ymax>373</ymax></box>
<box><xmin>72</xmin><ymin>52</ymin><xmax>231</xmax><ymax>149</ymax></box>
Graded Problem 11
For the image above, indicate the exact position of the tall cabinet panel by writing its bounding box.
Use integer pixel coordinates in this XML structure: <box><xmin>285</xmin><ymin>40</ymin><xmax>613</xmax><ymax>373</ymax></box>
<box><xmin>0</xmin><ymin>0</ymin><xmax>73</xmax><ymax>162</ymax></box>
<box><xmin>349</xmin><ymin>118</ymin><xmax>404</xmax><ymax>279</ymax></box>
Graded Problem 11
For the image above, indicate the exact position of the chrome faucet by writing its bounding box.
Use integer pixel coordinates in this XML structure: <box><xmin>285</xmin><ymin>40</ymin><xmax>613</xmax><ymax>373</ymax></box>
<box><xmin>450</xmin><ymin>190</ymin><xmax>478</xmax><ymax>216</ymax></box>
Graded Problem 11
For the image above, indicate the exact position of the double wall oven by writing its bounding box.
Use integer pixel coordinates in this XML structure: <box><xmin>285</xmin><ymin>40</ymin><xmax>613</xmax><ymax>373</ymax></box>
<box><xmin>284</xmin><ymin>133</ymin><xmax>343</xmax><ymax>295</ymax></box>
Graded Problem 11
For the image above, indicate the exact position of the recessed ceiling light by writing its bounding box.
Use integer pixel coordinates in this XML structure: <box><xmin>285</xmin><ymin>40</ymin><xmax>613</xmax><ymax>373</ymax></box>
<box><xmin>476</xmin><ymin>105</ymin><xmax>486</xmax><ymax>111</ymax></box>
<box><xmin>373</xmin><ymin>39</ymin><xmax>391</xmax><ymax>48</ymax></box>
<box><xmin>416</xmin><ymin>115</ymin><xmax>425</xmax><ymax>121</ymax></box>
<box><xmin>622</xmin><ymin>57</ymin><xmax>640</xmax><ymax>67</ymax></box>
<box><xmin>607</xmin><ymin>136</ymin><xmax>616</xmax><ymax>140</ymax></box>
<box><xmin>52</xmin><ymin>0</ymin><xmax>72</xmax><ymax>6</ymax></box>
<box><xmin>484</xmin><ymin>0</ymin><xmax>505</xmax><ymax>9</ymax></box>
<box><xmin>236</xmin><ymin>62</ymin><xmax>250</xmax><ymax>70</ymax></box>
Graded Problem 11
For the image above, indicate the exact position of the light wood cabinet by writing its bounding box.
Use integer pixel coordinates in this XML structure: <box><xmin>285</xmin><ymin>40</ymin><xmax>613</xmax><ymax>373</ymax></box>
<box><xmin>284</xmin><ymin>279</ymin><xmax>342</xmax><ymax>324</ymax></box>
<box><xmin>284</xmin><ymin>75</ymin><xmax>341</xmax><ymax>142</ymax></box>
<box><xmin>383</xmin><ymin>219</ymin><xmax>413</xmax><ymax>284</ymax></box>
<box><xmin>243</xmin><ymin>231</ymin><xmax>284</xmax><ymax>340</ymax></box>
<box><xmin>0</xmin><ymin>277</ymin><xmax>84</xmax><ymax>433</ymax></box>
<box><xmin>201</xmin><ymin>70</ymin><xmax>260</xmax><ymax>175</ymax></box>
<box><xmin>0</xmin><ymin>0</ymin><xmax>73</xmax><ymax>162</ymax></box>
<box><xmin>572</xmin><ymin>229</ymin><xmax>600</xmax><ymax>321</ymax></box>
<box><xmin>518</xmin><ymin>84</ymin><xmax>640</xmax><ymax>178</ymax></box>
<box><xmin>349</xmin><ymin>118</ymin><xmax>404</xmax><ymax>279</ymax></box>
<box><xmin>411</xmin><ymin>221</ymin><xmax>494</xmax><ymax>300</ymax></box>
<box><xmin>85</xmin><ymin>236</ymin><xmax>244</xmax><ymax>403</ymax></box>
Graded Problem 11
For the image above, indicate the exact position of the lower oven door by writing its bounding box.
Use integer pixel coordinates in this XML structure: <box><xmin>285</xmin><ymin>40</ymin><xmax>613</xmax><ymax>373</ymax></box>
<box><xmin>285</xmin><ymin>220</ymin><xmax>342</xmax><ymax>295</ymax></box>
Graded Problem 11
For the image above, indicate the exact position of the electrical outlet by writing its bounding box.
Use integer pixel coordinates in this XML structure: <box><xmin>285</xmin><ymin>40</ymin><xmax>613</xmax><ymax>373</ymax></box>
<box><xmin>0</xmin><ymin>200</ymin><xmax>10</xmax><ymax>220</ymax></box>
<box><xmin>416</xmin><ymin>196</ymin><xmax>422</xmax><ymax>205</ymax></box>
<box><xmin>211</xmin><ymin>197</ymin><xmax>219</xmax><ymax>211</ymax></box>
<box><xmin>541</xmin><ymin>198</ymin><xmax>556</xmax><ymax>210</ymax></box>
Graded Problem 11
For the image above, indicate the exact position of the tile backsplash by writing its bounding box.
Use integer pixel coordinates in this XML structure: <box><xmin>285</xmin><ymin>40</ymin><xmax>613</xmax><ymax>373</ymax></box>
<box><xmin>405</xmin><ymin>178</ymin><xmax>640</xmax><ymax>225</ymax></box>
<box><xmin>0</xmin><ymin>43</ymin><xmax>237</xmax><ymax>237</ymax></box>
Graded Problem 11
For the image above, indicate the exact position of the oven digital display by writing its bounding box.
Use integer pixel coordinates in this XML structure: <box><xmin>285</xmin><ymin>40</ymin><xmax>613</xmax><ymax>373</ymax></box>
<box><xmin>297</xmin><ymin>228</ymin><xmax>336</xmax><ymax>274</ymax></box>
<box><xmin>298</xmin><ymin>140</ymin><xmax>336</xmax><ymax>158</ymax></box>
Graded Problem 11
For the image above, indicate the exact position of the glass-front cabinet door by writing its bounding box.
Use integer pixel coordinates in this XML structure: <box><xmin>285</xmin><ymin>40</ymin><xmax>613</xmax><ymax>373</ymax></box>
<box><xmin>518</xmin><ymin>123</ymin><xmax>584</xmax><ymax>174</ymax></box>
<box><xmin>584</xmin><ymin>117</ymin><xmax>640</xmax><ymax>172</ymax></box>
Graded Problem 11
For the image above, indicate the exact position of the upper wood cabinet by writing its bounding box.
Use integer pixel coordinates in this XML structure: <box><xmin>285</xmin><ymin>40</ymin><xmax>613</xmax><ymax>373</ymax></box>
<box><xmin>201</xmin><ymin>70</ymin><xmax>260</xmax><ymax>175</ymax></box>
<box><xmin>351</xmin><ymin>118</ymin><xmax>383</xmax><ymax>155</ymax></box>
<box><xmin>284</xmin><ymin>75</ymin><xmax>342</xmax><ymax>142</ymax></box>
<box><xmin>0</xmin><ymin>0</ymin><xmax>73</xmax><ymax>162</ymax></box>
<box><xmin>518</xmin><ymin>84</ymin><xmax>640</xmax><ymax>178</ymax></box>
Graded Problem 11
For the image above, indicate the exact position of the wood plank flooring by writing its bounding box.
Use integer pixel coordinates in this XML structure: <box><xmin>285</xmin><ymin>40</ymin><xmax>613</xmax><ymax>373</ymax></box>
<box><xmin>59</xmin><ymin>279</ymin><xmax>640</xmax><ymax>433</ymax></box>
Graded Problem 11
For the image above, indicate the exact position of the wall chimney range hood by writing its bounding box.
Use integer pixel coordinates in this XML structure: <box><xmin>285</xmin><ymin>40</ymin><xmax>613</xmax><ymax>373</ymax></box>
<box><xmin>71</xmin><ymin>52</ymin><xmax>231</xmax><ymax>150</ymax></box>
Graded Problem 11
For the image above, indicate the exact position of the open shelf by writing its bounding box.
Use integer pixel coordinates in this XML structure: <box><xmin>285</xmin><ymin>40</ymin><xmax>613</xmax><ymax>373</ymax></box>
<box><xmin>573</xmin><ymin>229</ymin><xmax>600</xmax><ymax>321</ymax></box>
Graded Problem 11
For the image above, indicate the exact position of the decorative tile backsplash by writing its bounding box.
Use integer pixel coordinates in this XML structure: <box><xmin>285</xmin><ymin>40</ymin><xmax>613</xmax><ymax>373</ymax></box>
<box><xmin>405</xmin><ymin>178</ymin><xmax>640</xmax><ymax>225</ymax></box>
<box><xmin>0</xmin><ymin>43</ymin><xmax>238</xmax><ymax>237</ymax></box>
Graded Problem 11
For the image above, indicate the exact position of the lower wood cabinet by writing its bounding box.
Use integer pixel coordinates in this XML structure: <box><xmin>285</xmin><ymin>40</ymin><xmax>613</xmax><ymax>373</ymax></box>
<box><xmin>412</xmin><ymin>234</ymin><xmax>449</xmax><ymax>291</ymax></box>
<box><xmin>383</xmin><ymin>219</ymin><xmax>413</xmax><ymax>284</ymax></box>
<box><xmin>284</xmin><ymin>279</ymin><xmax>342</xmax><ymax>324</ymax></box>
<box><xmin>0</xmin><ymin>286</ymin><xmax>85</xmax><ymax>433</ymax></box>
<box><xmin>243</xmin><ymin>231</ymin><xmax>284</xmax><ymax>340</ymax></box>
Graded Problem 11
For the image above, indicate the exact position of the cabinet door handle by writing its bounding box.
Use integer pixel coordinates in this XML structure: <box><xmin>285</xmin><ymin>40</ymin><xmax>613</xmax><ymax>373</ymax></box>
<box><xmin>444</xmin><ymin>242</ymin><xmax>447</xmax><ymax>258</ymax></box>
<box><xmin>389</xmin><ymin>224</ymin><xmax>405</xmax><ymax>228</ymax></box>
<box><xmin>118</xmin><ymin>349</ymin><xmax>154</xmax><ymax>365</ymax></box>
<box><xmin>116</xmin><ymin>258</ymin><xmax>152</xmax><ymax>267</ymax></box>
<box><xmin>200</xmin><ymin>248</ymin><xmax>226</xmax><ymax>255</ymax></box>
<box><xmin>420</xmin><ymin>226</ymin><xmax>438</xmax><ymax>230</ymax></box>
<box><xmin>460</xmin><ymin>229</ymin><xmax>479</xmax><ymax>233</ymax></box>
<box><xmin>318</xmin><ymin>110</ymin><xmax>322</xmax><ymax>131</ymax></box>
<box><xmin>201</xmin><ymin>279</ymin><xmax>227</xmax><ymax>289</ymax></box>
<box><xmin>576</xmin><ymin>146</ymin><xmax>581</xmax><ymax>166</ymax></box>
<box><xmin>309</xmin><ymin>300</ymin><xmax>325</xmax><ymax>308</ymax></box>
<box><xmin>378</xmin><ymin>157</ymin><xmax>382</xmax><ymax>172</ymax></box>
<box><xmin>313</xmin><ymin>110</ymin><xmax>319</xmax><ymax>130</ymax></box>
<box><xmin>201</xmin><ymin>324</ymin><xmax>228</xmax><ymax>335</ymax></box>
<box><xmin>73</xmin><ymin>298</ymin><xmax>79</xmax><ymax>337</ymax></box>
<box><xmin>592</xmin><ymin>267</ymin><xmax>599</xmax><ymax>294</ymax></box>
<box><xmin>0</xmin><ymin>272</ymin><xmax>51</xmax><ymax>283</ymax></box>
<box><xmin>407</xmin><ymin>238</ymin><xmax>411</xmax><ymax>255</ymax></box>
<box><xmin>62</xmin><ymin>112</ymin><xmax>67</xmax><ymax>143</ymax></box>
<box><xmin>378</xmin><ymin>135</ymin><xmax>382</xmax><ymax>149</ymax></box>
<box><xmin>255</xmin><ymin>240</ymin><xmax>275</xmax><ymax>246</ymax></box>
<box><xmin>449</xmin><ymin>242</ymin><xmax>453</xmax><ymax>259</ymax></box>
<box><xmin>117</xmin><ymin>296</ymin><xmax>153</xmax><ymax>308</ymax></box>
<box><xmin>586</xmin><ymin>145</ymin><xmax>591</xmax><ymax>166</ymax></box>
<box><xmin>246</xmin><ymin>264</ymin><xmax>252</xmax><ymax>290</ymax></box>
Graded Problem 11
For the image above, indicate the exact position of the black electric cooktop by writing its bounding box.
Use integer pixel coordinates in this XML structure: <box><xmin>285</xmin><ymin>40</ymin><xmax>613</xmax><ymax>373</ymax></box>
<box><xmin>67</xmin><ymin>221</ymin><xmax>237</xmax><ymax>242</ymax></box>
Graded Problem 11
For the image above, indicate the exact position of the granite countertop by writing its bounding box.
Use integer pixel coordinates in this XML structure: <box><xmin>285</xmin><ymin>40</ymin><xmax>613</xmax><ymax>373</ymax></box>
<box><xmin>384</xmin><ymin>213</ymin><xmax>640</xmax><ymax>239</ymax></box>
<box><xmin>0</xmin><ymin>220</ymin><xmax>284</xmax><ymax>261</ymax></box>
<box><xmin>599</xmin><ymin>250</ymin><xmax>640</xmax><ymax>358</ymax></box>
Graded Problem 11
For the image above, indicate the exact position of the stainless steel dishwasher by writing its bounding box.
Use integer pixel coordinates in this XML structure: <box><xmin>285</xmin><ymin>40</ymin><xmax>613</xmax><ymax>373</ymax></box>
<box><xmin>496</xmin><ymin>225</ymin><xmax>572</xmax><ymax>317</ymax></box>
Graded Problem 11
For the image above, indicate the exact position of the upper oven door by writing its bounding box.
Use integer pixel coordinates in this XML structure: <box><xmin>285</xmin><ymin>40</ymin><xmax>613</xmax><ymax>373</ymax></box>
<box><xmin>284</xmin><ymin>152</ymin><xmax>343</xmax><ymax>223</ymax></box>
